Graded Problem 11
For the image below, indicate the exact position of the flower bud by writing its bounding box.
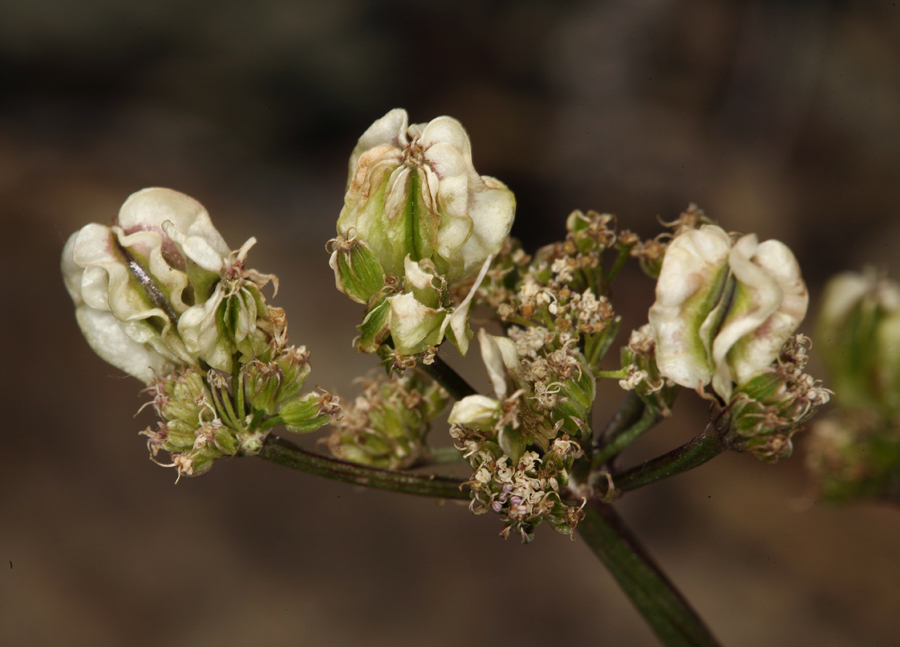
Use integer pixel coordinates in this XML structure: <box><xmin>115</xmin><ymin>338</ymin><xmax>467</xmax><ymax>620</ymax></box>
<box><xmin>618</xmin><ymin>325</ymin><xmax>679</xmax><ymax>414</ymax></box>
<box><xmin>723</xmin><ymin>335</ymin><xmax>830</xmax><ymax>462</ymax></box>
<box><xmin>243</xmin><ymin>346</ymin><xmax>312</xmax><ymax>415</ymax></box>
<box><xmin>817</xmin><ymin>271</ymin><xmax>900</xmax><ymax>415</ymax></box>
<box><xmin>328</xmin><ymin>236</ymin><xmax>386</xmax><ymax>305</ymax></box>
<box><xmin>327</xmin><ymin>373</ymin><xmax>450</xmax><ymax>469</ymax></box>
<box><xmin>448</xmin><ymin>395</ymin><xmax>502</xmax><ymax>431</ymax></box>
<box><xmin>146</xmin><ymin>368</ymin><xmax>213</xmax><ymax>451</ymax></box>
<box><xmin>379</xmin><ymin>254</ymin><xmax>488</xmax><ymax>357</ymax></box>
<box><xmin>337</xmin><ymin>108</ymin><xmax>515</xmax><ymax>283</ymax></box>
<box><xmin>355</xmin><ymin>297</ymin><xmax>393</xmax><ymax>354</ymax></box>
<box><xmin>279</xmin><ymin>392</ymin><xmax>332</xmax><ymax>433</ymax></box>
<box><xmin>177</xmin><ymin>238</ymin><xmax>281</xmax><ymax>372</ymax></box>
<box><xmin>648</xmin><ymin>224</ymin><xmax>808</xmax><ymax>401</ymax></box>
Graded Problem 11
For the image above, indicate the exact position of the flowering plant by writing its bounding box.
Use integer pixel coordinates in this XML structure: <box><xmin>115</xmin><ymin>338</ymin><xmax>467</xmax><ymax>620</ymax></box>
<box><xmin>64</xmin><ymin>110</ymin><xmax>844</xmax><ymax>647</ymax></box>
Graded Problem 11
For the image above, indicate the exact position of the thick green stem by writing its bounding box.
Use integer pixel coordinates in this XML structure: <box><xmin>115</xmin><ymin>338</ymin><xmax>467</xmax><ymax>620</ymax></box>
<box><xmin>257</xmin><ymin>434</ymin><xmax>469</xmax><ymax>500</ymax></box>
<box><xmin>611</xmin><ymin>423</ymin><xmax>727</xmax><ymax>494</ymax></box>
<box><xmin>420</xmin><ymin>354</ymin><xmax>477</xmax><ymax>400</ymax></box>
<box><xmin>578</xmin><ymin>500</ymin><xmax>721</xmax><ymax>647</ymax></box>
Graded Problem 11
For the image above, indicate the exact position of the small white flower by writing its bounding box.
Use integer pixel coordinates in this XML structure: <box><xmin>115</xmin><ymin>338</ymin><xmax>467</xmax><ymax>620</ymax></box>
<box><xmin>448</xmin><ymin>395</ymin><xmax>502</xmax><ymax>431</ymax></box>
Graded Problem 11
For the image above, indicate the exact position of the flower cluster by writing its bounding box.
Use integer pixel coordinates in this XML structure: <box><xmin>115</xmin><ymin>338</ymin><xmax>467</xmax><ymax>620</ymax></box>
<box><xmin>325</xmin><ymin>372</ymin><xmax>450</xmax><ymax>469</ymax></box>
<box><xmin>62</xmin><ymin>188</ymin><xmax>285</xmax><ymax>380</ymax></box>
<box><xmin>724</xmin><ymin>334</ymin><xmax>830</xmax><ymax>462</ymax></box>
<box><xmin>60</xmin><ymin>110</ymin><xmax>835</xmax><ymax>548</ymax></box>
<box><xmin>63</xmin><ymin>188</ymin><xmax>333</xmax><ymax>477</ymax></box>
<box><xmin>807</xmin><ymin>270</ymin><xmax>900</xmax><ymax>501</ymax></box>
<box><xmin>816</xmin><ymin>271</ymin><xmax>900</xmax><ymax>415</ymax></box>
<box><xmin>479</xmin><ymin>210</ymin><xmax>625</xmax><ymax>374</ymax></box>
<box><xmin>451</xmin><ymin>426</ymin><xmax>584</xmax><ymax>542</ymax></box>
<box><xmin>448</xmin><ymin>328</ymin><xmax>592</xmax><ymax>539</ymax></box>
<box><xmin>330</xmin><ymin>109</ymin><xmax>515</xmax><ymax>359</ymax></box>
<box><xmin>806</xmin><ymin>412</ymin><xmax>900</xmax><ymax>503</ymax></box>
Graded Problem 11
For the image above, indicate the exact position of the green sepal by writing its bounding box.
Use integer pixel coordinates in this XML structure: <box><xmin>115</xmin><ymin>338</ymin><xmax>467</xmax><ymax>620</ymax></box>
<box><xmin>356</xmin><ymin>297</ymin><xmax>392</xmax><ymax>353</ymax></box>
<box><xmin>281</xmin><ymin>393</ymin><xmax>331</xmax><ymax>434</ymax></box>
<box><xmin>499</xmin><ymin>426</ymin><xmax>528</xmax><ymax>465</ymax></box>
<box><xmin>334</xmin><ymin>239</ymin><xmax>386</xmax><ymax>304</ymax></box>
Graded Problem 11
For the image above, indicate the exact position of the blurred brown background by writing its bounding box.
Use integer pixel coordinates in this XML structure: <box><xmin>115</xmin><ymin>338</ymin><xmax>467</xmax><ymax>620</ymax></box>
<box><xmin>3</xmin><ymin>1</ymin><xmax>900</xmax><ymax>645</ymax></box>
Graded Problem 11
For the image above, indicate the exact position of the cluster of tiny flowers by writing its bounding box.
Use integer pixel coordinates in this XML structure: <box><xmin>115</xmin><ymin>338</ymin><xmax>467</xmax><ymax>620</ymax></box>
<box><xmin>479</xmin><ymin>211</ymin><xmax>625</xmax><ymax>375</ymax></box>
<box><xmin>325</xmin><ymin>372</ymin><xmax>449</xmax><ymax>469</ymax></box>
<box><xmin>140</xmin><ymin>368</ymin><xmax>241</xmax><ymax>479</ymax></box>
<box><xmin>138</xmin><ymin>341</ymin><xmax>336</xmax><ymax>479</ymax></box>
<box><xmin>451</xmin><ymin>426</ymin><xmax>584</xmax><ymax>542</ymax></box>
<box><xmin>619</xmin><ymin>205</ymin><xmax>715</xmax><ymax>280</ymax></box>
<box><xmin>806</xmin><ymin>270</ymin><xmax>900</xmax><ymax>502</ymax></box>
<box><xmin>806</xmin><ymin>412</ymin><xmax>900</xmax><ymax>502</ymax></box>
<box><xmin>617</xmin><ymin>324</ymin><xmax>678</xmax><ymax>414</ymax></box>
<box><xmin>725</xmin><ymin>335</ymin><xmax>832</xmax><ymax>462</ymax></box>
<box><xmin>508</xmin><ymin>327</ymin><xmax>587</xmax><ymax>418</ymax></box>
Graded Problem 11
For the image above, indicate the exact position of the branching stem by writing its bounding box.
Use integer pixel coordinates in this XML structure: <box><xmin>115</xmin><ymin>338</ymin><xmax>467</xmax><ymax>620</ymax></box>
<box><xmin>257</xmin><ymin>434</ymin><xmax>469</xmax><ymax>500</ymax></box>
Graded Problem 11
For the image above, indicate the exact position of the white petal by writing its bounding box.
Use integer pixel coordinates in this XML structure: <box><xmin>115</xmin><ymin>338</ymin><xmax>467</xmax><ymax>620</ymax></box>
<box><xmin>444</xmin><ymin>255</ymin><xmax>492</xmax><ymax>356</ymax></box>
<box><xmin>477</xmin><ymin>328</ymin><xmax>519</xmax><ymax>400</ymax></box>
<box><xmin>388</xmin><ymin>293</ymin><xmax>446</xmax><ymax>355</ymax></box>
<box><xmin>418</xmin><ymin>116</ymin><xmax>473</xmax><ymax>167</ymax></box>
<box><xmin>161</xmin><ymin>220</ymin><xmax>225</xmax><ymax>274</ymax></box>
<box><xmin>718</xmin><ymin>237</ymin><xmax>808</xmax><ymax>396</ymax></box>
<box><xmin>818</xmin><ymin>272</ymin><xmax>876</xmax><ymax>327</ymax></box>
<box><xmin>348</xmin><ymin>109</ymin><xmax>408</xmax><ymax>181</ymax></box>
<box><xmin>649</xmin><ymin>225</ymin><xmax>732</xmax><ymax>388</ymax></box>
<box><xmin>403</xmin><ymin>255</ymin><xmax>434</xmax><ymax>291</ymax></box>
<box><xmin>75</xmin><ymin>306</ymin><xmax>176</xmax><ymax>383</ymax></box>
<box><xmin>178</xmin><ymin>288</ymin><xmax>230</xmax><ymax>371</ymax></box>
<box><xmin>448</xmin><ymin>395</ymin><xmax>501</xmax><ymax>430</ymax></box>
<box><xmin>119</xmin><ymin>188</ymin><xmax>230</xmax><ymax>258</ymax></box>
<box><xmin>61</xmin><ymin>232</ymin><xmax>84</xmax><ymax>304</ymax></box>
<box><xmin>459</xmin><ymin>176</ymin><xmax>515</xmax><ymax>277</ymax></box>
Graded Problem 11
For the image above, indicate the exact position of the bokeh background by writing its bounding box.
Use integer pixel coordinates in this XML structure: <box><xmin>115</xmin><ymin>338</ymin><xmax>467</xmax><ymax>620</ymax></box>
<box><xmin>3</xmin><ymin>1</ymin><xmax>900</xmax><ymax>645</ymax></box>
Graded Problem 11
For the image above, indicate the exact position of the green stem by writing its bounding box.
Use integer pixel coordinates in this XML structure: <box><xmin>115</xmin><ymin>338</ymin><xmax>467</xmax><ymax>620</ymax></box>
<box><xmin>597</xmin><ymin>391</ymin><xmax>646</xmax><ymax>447</ymax></box>
<box><xmin>593</xmin><ymin>402</ymin><xmax>662</xmax><ymax>469</ymax></box>
<box><xmin>233</xmin><ymin>359</ymin><xmax>246</xmax><ymax>422</ymax></box>
<box><xmin>611</xmin><ymin>423</ymin><xmax>727</xmax><ymax>494</ymax></box>
<box><xmin>257</xmin><ymin>434</ymin><xmax>470</xmax><ymax>500</ymax></box>
<box><xmin>578</xmin><ymin>500</ymin><xmax>720</xmax><ymax>647</ymax></box>
<box><xmin>595</xmin><ymin>368</ymin><xmax>629</xmax><ymax>380</ymax></box>
<box><xmin>420</xmin><ymin>354</ymin><xmax>477</xmax><ymax>400</ymax></box>
<box><xmin>423</xmin><ymin>446</ymin><xmax>466</xmax><ymax>465</ymax></box>
<box><xmin>605</xmin><ymin>244</ymin><xmax>632</xmax><ymax>284</ymax></box>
